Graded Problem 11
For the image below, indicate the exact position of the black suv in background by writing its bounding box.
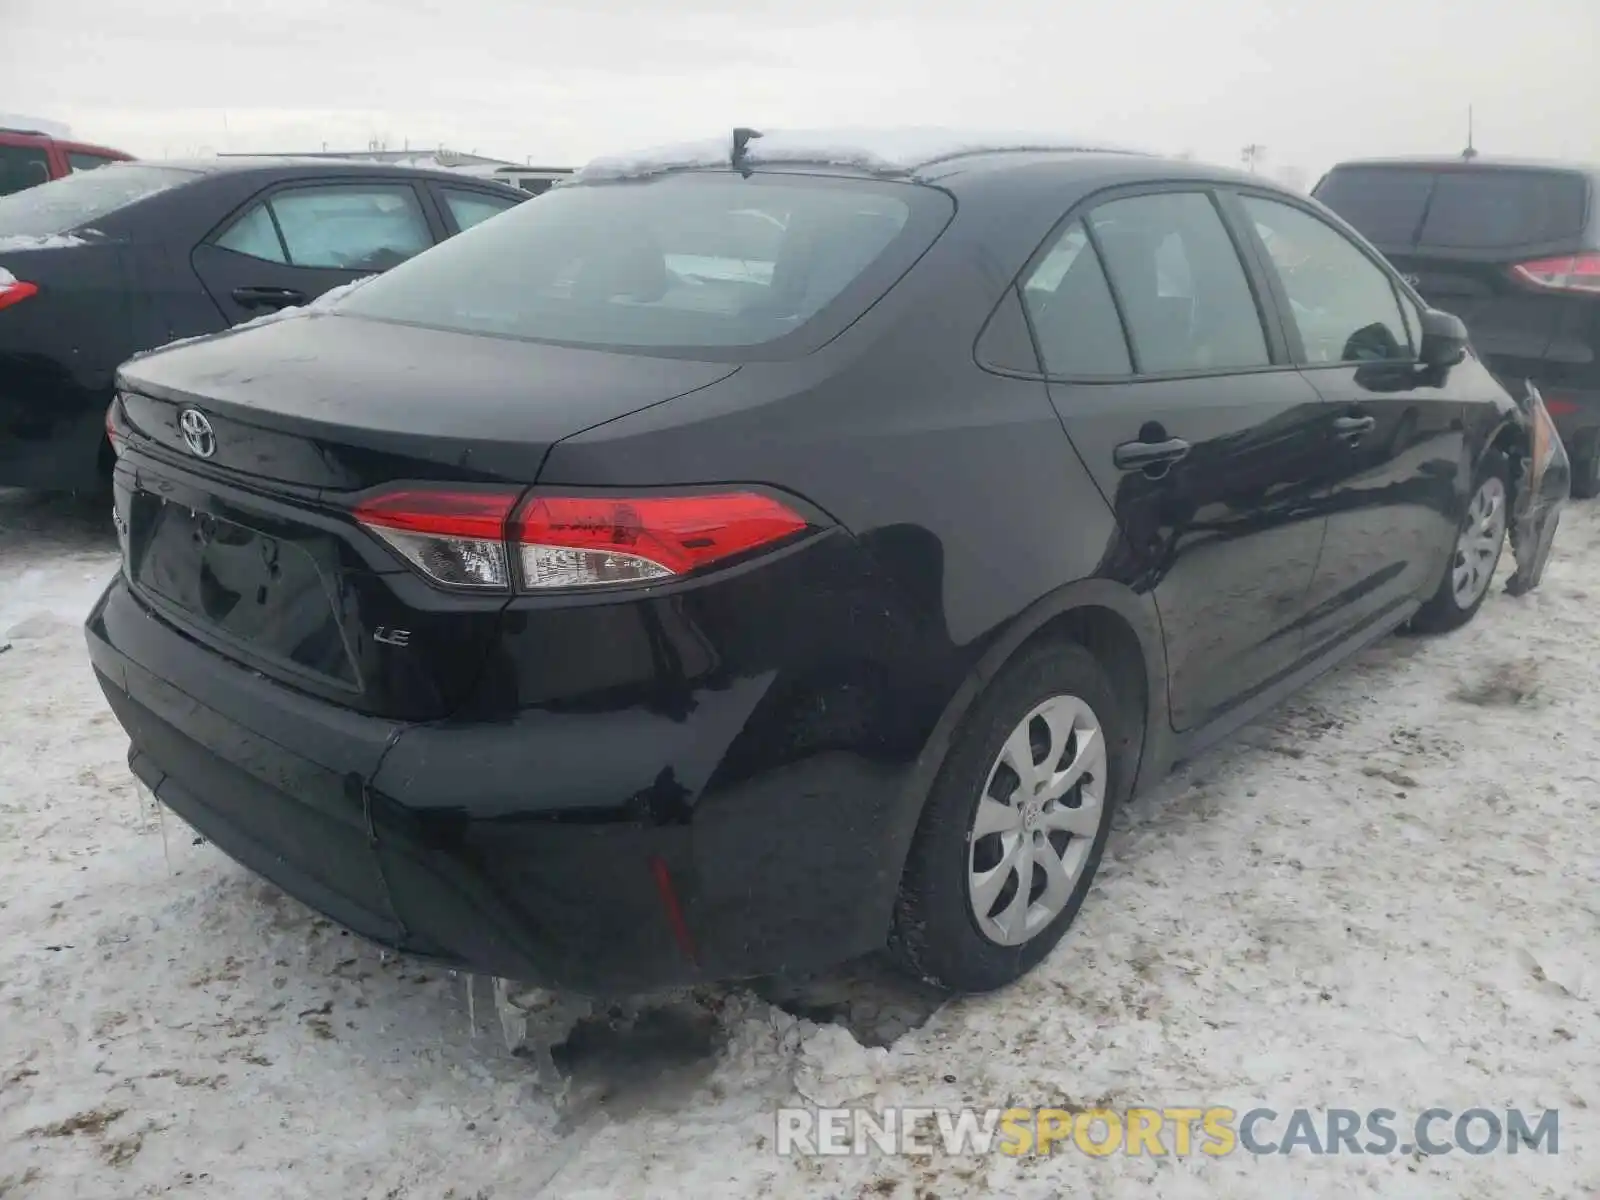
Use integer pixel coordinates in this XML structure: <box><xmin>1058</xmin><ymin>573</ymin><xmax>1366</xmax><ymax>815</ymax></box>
<box><xmin>1313</xmin><ymin>157</ymin><xmax>1600</xmax><ymax>495</ymax></box>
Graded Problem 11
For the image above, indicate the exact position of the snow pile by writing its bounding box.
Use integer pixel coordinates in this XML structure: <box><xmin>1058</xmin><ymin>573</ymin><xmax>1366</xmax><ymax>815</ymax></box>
<box><xmin>4</xmin><ymin>488</ymin><xmax>1600</xmax><ymax>1197</ymax></box>
<box><xmin>577</xmin><ymin>126</ymin><xmax>1147</xmax><ymax>182</ymax></box>
<box><xmin>0</xmin><ymin>233</ymin><xmax>89</xmax><ymax>252</ymax></box>
<box><xmin>792</xmin><ymin>1022</ymin><xmax>890</xmax><ymax>1106</ymax></box>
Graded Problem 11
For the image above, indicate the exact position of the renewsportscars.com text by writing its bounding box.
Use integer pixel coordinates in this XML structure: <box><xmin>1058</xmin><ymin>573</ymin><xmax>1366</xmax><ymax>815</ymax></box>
<box><xmin>775</xmin><ymin>1106</ymin><xmax>1560</xmax><ymax>1158</ymax></box>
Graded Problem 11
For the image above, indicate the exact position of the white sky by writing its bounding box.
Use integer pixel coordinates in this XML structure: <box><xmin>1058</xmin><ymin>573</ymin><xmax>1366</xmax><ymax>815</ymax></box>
<box><xmin>4</xmin><ymin>0</ymin><xmax>1597</xmax><ymax>181</ymax></box>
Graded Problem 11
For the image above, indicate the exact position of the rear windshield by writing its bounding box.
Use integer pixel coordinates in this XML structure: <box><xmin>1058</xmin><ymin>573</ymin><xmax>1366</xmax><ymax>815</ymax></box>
<box><xmin>0</xmin><ymin>164</ymin><xmax>196</xmax><ymax>237</ymax></box>
<box><xmin>1313</xmin><ymin>168</ymin><xmax>1436</xmax><ymax>246</ymax></box>
<box><xmin>1418</xmin><ymin>171</ymin><xmax>1588</xmax><ymax>248</ymax></box>
<box><xmin>333</xmin><ymin>172</ymin><xmax>952</xmax><ymax>355</ymax></box>
<box><xmin>1316</xmin><ymin>165</ymin><xmax>1590</xmax><ymax>250</ymax></box>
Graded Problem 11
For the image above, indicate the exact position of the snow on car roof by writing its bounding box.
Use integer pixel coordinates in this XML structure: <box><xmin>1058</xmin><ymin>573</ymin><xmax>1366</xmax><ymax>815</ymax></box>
<box><xmin>575</xmin><ymin>127</ymin><xmax>1146</xmax><ymax>183</ymax></box>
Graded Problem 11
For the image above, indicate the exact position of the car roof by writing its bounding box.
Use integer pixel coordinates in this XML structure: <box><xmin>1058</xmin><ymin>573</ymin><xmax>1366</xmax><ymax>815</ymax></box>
<box><xmin>569</xmin><ymin>128</ymin><xmax>1297</xmax><ymax>201</ymax></box>
<box><xmin>140</xmin><ymin>156</ymin><xmax>527</xmax><ymax>190</ymax></box>
<box><xmin>1326</xmin><ymin>155</ymin><xmax>1600</xmax><ymax>177</ymax></box>
<box><xmin>574</xmin><ymin>129</ymin><xmax>1149</xmax><ymax>181</ymax></box>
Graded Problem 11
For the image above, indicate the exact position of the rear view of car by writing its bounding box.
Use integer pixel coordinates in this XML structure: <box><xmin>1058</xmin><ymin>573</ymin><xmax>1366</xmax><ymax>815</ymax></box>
<box><xmin>86</xmin><ymin>166</ymin><xmax>959</xmax><ymax>993</ymax></box>
<box><xmin>1314</xmin><ymin>158</ymin><xmax>1600</xmax><ymax>493</ymax></box>
<box><xmin>1</xmin><ymin>164</ymin><xmax>200</xmax><ymax>488</ymax></box>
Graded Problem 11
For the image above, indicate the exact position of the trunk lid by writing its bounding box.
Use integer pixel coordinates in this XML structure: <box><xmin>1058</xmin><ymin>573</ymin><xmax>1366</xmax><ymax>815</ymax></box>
<box><xmin>112</xmin><ymin>310</ymin><xmax>741</xmax><ymax>720</ymax></box>
<box><xmin>116</xmin><ymin>309</ymin><xmax>740</xmax><ymax>487</ymax></box>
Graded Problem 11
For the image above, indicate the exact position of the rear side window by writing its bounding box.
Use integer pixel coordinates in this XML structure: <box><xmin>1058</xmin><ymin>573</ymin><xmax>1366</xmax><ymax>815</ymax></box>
<box><xmin>0</xmin><ymin>145</ymin><xmax>52</xmax><ymax>196</ymax></box>
<box><xmin>1019</xmin><ymin>220</ymin><xmax>1131</xmax><ymax>376</ymax></box>
<box><xmin>333</xmin><ymin>173</ymin><xmax>950</xmax><ymax>355</ymax></box>
<box><xmin>1418</xmin><ymin>171</ymin><xmax>1588</xmax><ymax>248</ymax></box>
<box><xmin>0</xmin><ymin>163</ymin><xmax>195</xmax><ymax>233</ymax></box>
<box><xmin>214</xmin><ymin>184</ymin><xmax>433</xmax><ymax>271</ymax></box>
<box><xmin>216</xmin><ymin>203</ymin><xmax>287</xmax><ymax>263</ymax></box>
<box><xmin>441</xmin><ymin>188</ymin><xmax>518</xmax><ymax>231</ymax></box>
<box><xmin>67</xmin><ymin>152</ymin><xmax>117</xmax><ymax>173</ymax></box>
<box><xmin>1087</xmin><ymin>191</ymin><xmax>1270</xmax><ymax>374</ymax></box>
<box><xmin>1313</xmin><ymin>168</ymin><xmax>1435</xmax><ymax>246</ymax></box>
<box><xmin>1243</xmin><ymin>196</ymin><xmax>1412</xmax><ymax>365</ymax></box>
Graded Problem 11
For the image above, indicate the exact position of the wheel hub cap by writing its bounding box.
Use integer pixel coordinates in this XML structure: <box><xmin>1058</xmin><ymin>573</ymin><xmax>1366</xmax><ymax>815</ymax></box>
<box><xmin>1450</xmin><ymin>475</ymin><xmax>1506</xmax><ymax>610</ymax></box>
<box><xmin>966</xmin><ymin>693</ymin><xmax>1108</xmax><ymax>948</ymax></box>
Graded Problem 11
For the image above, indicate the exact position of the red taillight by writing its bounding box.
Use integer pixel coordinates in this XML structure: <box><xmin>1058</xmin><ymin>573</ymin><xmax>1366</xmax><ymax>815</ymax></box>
<box><xmin>354</xmin><ymin>487</ymin><xmax>811</xmax><ymax>592</ymax></box>
<box><xmin>0</xmin><ymin>278</ymin><xmax>39</xmax><ymax>312</ymax></box>
<box><xmin>354</xmin><ymin>489</ymin><xmax>520</xmax><ymax>590</ymax></box>
<box><xmin>1510</xmin><ymin>253</ymin><xmax>1600</xmax><ymax>295</ymax></box>
<box><xmin>513</xmin><ymin>492</ymin><xmax>809</xmax><ymax>589</ymax></box>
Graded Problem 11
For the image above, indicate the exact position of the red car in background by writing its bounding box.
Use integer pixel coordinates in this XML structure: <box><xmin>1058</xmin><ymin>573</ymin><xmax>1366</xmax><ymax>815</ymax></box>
<box><xmin>1</xmin><ymin>124</ymin><xmax>134</xmax><ymax>196</ymax></box>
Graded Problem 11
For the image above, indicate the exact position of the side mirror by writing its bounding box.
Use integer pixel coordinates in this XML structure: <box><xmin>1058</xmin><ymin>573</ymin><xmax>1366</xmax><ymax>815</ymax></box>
<box><xmin>1418</xmin><ymin>308</ymin><xmax>1469</xmax><ymax>368</ymax></box>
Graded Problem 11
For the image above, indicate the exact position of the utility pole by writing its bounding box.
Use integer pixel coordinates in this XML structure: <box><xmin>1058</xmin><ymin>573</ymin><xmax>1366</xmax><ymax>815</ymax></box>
<box><xmin>1241</xmin><ymin>143</ymin><xmax>1266</xmax><ymax>173</ymax></box>
<box><xmin>1462</xmin><ymin>105</ymin><xmax>1478</xmax><ymax>161</ymax></box>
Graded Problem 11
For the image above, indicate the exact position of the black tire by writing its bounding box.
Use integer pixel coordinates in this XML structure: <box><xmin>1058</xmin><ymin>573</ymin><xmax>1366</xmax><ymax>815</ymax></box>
<box><xmin>1409</xmin><ymin>450</ymin><xmax>1510</xmax><ymax>635</ymax></box>
<box><xmin>888</xmin><ymin>639</ymin><xmax>1133</xmax><ymax>994</ymax></box>
<box><xmin>1569</xmin><ymin>431</ymin><xmax>1600</xmax><ymax>500</ymax></box>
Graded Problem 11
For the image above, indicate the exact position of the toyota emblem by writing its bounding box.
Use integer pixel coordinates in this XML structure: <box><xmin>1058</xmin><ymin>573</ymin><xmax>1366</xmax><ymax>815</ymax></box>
<box><xmin>178</xmin><ymin>408</ymin><xmax>217</xmax><ymax>458</ymax></box>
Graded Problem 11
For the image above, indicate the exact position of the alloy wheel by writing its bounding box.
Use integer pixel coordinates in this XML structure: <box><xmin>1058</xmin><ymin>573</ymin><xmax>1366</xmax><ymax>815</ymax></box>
<box><xmin>967</xmin><ymin>694</ymin><xmax>1107</xmax><ymax>947</ymax></box>
<box><xmin>1451</xmin><ymin>475</ymin><xmax>1507</xmax><ymax>609</ymax></box>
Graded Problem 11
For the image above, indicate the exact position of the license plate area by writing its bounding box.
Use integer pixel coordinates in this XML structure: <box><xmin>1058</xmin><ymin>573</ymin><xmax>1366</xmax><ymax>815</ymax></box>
<box><xmin>129</xmin><ymin>487</ymin><xmax>360</xmax><ymax>690</ymax></box>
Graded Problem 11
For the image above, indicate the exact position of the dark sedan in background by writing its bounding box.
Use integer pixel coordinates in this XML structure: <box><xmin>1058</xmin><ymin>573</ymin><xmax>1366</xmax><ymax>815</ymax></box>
<box><xmin>87</xmin><ymin>132</ymin><xmax>1552</xmax><ymax>998</ymax></box>
<box><xmin>0</xmin><ymin>157</ymin><xmax>526</xmax><ymax>492</ymax></box>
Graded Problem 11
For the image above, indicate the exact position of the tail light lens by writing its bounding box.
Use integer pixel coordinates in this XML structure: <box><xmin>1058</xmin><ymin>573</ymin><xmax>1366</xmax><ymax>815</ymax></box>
<box><xmin>354</xmin><ymin>489</ymin><xmax>519</xmax><ymax>590</ymax></box>
<box><xmin>354</xmin><ymin>487</ymin><xmax>812</xmax><ymax>592</ymax></box>
<box><xmin>514</xmin><ymin>493</ymin><xmax>809</xmax><ymax>588</ymax></box>
<box><xmin>0</xmin><ymin>274</ymin><xmax>38</xmax><ymax>312</ymax></box>
<box><xmin>1510</xmin><ymin>253</ymin><xmax>1600</xmax><ymax>295</ymax></box>
<box><xmin>105</xmin><ymin>404</ymin><xmax>124</xmax><ymax>460</ymax></box>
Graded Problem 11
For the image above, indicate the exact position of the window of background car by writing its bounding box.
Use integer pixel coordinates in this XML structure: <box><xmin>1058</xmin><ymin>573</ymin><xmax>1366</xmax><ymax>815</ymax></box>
<box><xmin>1018</xmin><ymin>220</ymin><xmax>1131</xmax><ymax>376</ymax></box>
<box><xmin>332</xmin><ymin>173</ymin><xmax>950</xmax><ymax>354</ymax></box>
<box><xmin>1243</xmin><ymin>195</ymin><xmax>1413</xmax><ymax>365</ymax></box>
<box><xmin>0</xmin><ymin>146</ymin><xmax>51</xmax><ymax>197</ymax></box>
<box><xmin>215</xmin><ymin>202</ymin><xmax>287</xmax><ymax>262</ymax></box>
<box><xmin>442</xmin><ymin>188</ymin><xmax>517</xmax><ymax>232</ymax></box>
<box><xmin>1417</xmin><ymin>170</ymin><xmax>1588</xmax><ymax>249</ymax></box>
<box><xmin>1312</xmin><ymin>167</ymin><xmax>1436</xmax><ymax>247</ymax></box>
<box><xmin>0</xmin><ymin>162</ymin><xmax>196</xmax><ymax>231</ymax></box>
<box><xmin>66</xmin><ymin>152</ymin><xmax>117</xmax><ymax>173</ymax></box>
<box><xmin>1087</xmin><ymin>191</ymin><xmax>1270</xmax><ymax>374</ymax></box>
<box><xmin>268</xmin><ymin>185</ymin><xmax>432</xmax><ymax>271</ymax></box>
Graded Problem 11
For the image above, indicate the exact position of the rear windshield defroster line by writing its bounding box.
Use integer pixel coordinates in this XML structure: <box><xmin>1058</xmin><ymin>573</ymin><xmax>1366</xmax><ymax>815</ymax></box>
<box><xmin>331</xmin><ymin>171</ymin><xmax>955</xmax><ymax>361</ymax></box>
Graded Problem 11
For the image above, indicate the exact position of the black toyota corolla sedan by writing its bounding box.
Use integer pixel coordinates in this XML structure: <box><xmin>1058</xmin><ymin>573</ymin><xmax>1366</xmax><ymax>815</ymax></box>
<box><xmin>86</xmin><ymin>131</ymin><xmax>1554</xmax><ymax>997</ymax></box>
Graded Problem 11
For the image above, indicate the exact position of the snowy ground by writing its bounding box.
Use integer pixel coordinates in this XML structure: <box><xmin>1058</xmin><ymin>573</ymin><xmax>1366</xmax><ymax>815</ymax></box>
<box><xmin>1</xmin><ymin>484</ymin><xmax>1597</xmax><ymax>1199</ymax></box>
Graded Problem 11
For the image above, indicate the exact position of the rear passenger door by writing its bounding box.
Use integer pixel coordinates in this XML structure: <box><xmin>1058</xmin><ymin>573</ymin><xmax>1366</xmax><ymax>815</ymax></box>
<box><xmin>1024</xmin><ymin>187</ymin><xmax>1332</xmax><ymax>731</ymax></box>
<box><xmin>191</xmin><ymin>178</ymin><xmax>441</xmax><ymax>325</ymax></box>
<box><xmin>1233</xmin><ymin>191</ymin><xmax>1464</xmax><ymax>655</ymax></box>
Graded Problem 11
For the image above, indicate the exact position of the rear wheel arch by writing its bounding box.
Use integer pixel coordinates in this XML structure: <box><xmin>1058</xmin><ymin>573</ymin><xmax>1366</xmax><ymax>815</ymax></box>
<box><xmin>1482</xmin><ymin>412</ymin><xmax>1532</xmax><ymax>508</ymax></box>
<box><xmin>884</xmin><ymin>581</ymin><xmax>1166</xmax><ymax>878</ymax></box>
